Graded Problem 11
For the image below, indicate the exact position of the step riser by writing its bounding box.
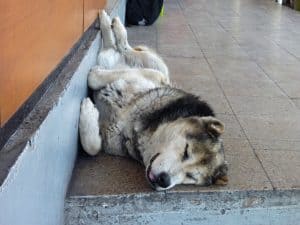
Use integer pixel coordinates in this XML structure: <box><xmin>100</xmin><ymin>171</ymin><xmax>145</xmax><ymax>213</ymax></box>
<box><xmin>65</xmin><ymin>190</ymin><xmax>300</xmax><ymax>225</ymax></box>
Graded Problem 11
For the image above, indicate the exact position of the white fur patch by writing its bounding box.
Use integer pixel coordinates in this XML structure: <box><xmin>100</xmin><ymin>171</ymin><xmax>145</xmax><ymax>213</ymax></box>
<box><xmin>79</xmin><ymin>98</ymin><xmax>102</xmax><ymax>156</ymax></box>
<box><xmin>97</xmin><ymin>49</ymin><xmax>121</xmax><ymax>69</ymax></box>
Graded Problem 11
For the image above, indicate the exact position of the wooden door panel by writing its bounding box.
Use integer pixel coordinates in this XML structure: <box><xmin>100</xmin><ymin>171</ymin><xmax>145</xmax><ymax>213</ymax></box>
<box><xmin>0</xmin><ymin>0</ymin><xmax>83</xmax><ymax>126</ymax></box>
<box><xmin>84</xmin><ymin>0</ymin><xmax>106</xmax><ymax>31</ymax></box>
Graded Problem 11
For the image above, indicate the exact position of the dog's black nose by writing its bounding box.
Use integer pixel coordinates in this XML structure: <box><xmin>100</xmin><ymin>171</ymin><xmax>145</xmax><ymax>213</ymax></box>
<box><xmin>204</xmin><ymin>176</ymin><xmax>212</xmax><ymax>186</ymax></box>
<box><xmin>156</xmin><ymin>172</ymin><xmax>170</xmax><ymax>188</ymax></box>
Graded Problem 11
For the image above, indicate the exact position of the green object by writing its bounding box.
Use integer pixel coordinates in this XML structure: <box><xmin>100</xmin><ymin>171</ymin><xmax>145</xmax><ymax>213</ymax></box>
<box><xmin>295</xmin><ymin>0</ymin><xmax>300</xmax><ymax>11</ymax></box>
<box><xmin>160</xmin><ymin>4</ymin><xmax>164</xmax><ymax>16</ymax></box>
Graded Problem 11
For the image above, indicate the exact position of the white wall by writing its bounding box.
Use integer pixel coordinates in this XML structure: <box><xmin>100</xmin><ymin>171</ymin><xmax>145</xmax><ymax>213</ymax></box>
<box><xmin>0</xmin><ymin>34</ymin><xmax>100</xmax><ymax>225</ymax></box>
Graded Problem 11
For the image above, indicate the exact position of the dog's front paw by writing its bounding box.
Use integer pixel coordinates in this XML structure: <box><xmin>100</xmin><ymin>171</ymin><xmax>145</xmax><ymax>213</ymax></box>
<box><xmin>81</xmin><ymin>98</ymin><xmax>96</xmax><ymax>114</ymax></box>
<box><xmin>79</xmin><ymin>98</ymin><xmax>102</xmax><ymax>156</ymax></box>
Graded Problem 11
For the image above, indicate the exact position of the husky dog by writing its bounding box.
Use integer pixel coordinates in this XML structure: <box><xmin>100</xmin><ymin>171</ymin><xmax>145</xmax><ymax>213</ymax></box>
<box><xmin>79</xmin><ymin>11</ymin><xmax>228</xmax><ymax>191</ymax></box>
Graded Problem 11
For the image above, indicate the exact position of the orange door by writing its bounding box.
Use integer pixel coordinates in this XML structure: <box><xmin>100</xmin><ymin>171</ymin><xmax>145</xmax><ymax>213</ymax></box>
<box><xmin>0</xmin><ymin>0</ymin><xmax>106</xmax><ymax>126</ymax></box>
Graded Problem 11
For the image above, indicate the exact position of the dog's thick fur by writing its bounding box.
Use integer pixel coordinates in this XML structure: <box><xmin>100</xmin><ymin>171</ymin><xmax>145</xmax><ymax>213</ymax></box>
<box><xmin>79</xmin><ymin>11</ymin><xmax>228</xmax><ymax>191</ymax></box>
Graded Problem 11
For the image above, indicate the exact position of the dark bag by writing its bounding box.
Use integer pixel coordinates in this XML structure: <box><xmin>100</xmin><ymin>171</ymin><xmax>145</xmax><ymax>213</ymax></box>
<box><xmin>126</xmin><ymin>0</ymin><xmax>163</xmax><ymax>26</ymax></box>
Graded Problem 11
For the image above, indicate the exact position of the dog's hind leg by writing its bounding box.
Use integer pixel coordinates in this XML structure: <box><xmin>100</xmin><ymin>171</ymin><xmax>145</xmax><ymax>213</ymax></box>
<box><xmin>111</xmin><ymin>17</ymin><xmax>132</xmax><ymax>53</ymax></box>
<box><xmin>98</xmin><ymin>10</ymin><xmax>121</xmax><ymax>69</ymax></box>
<box><xmin>99</xmin><ymin>10</ymin><xmax>116</xmax><ymax>49</ymax></box>
<box><xmin>88</xmin><ymin>67</ymin><xmax>137</xmax><ymax>91</ymax></box>
<box><xmin>88</xmin><ymin>67</ymin><xmax>167</xmax><ymax>91</ymax></box>
<box><xmin>79</xmin><ymin>98</ymin><xmax>102</xmax><ymax>156</ymax></box>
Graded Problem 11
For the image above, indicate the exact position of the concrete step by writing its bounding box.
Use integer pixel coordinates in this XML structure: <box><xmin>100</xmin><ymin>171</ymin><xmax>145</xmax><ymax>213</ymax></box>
<box><xmin>64</xmin><ymin>151</ymin><xmax>300</xmax><ymax>225</ymax></box>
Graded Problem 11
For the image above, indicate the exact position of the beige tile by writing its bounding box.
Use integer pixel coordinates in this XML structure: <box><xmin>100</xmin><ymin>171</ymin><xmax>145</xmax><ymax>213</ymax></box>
<box><xmin>216</xmin><ymin>114</ymin><xmax>245</xmax><ymax>139</ymax></box>
<box><xmin>277</xmin><ymin>81</ymin><xmax>300</xmax><ymax>98</ymax></box>
<box><xmin>219</xmin><ymin>79</ymin><xmax>286</xmax><ymax>97</ymax></box>
<box><xmin>208</xmin><ymin>58</ymin><xmax>271</xmax><ymax>82</ymax></box>
<box><xmin>259</xmin><ymin>63</ymin><xmax>300</xmax><ymax>83</ymax></box>
<box><xmin>293</xmin><ymin>99</ymin><xmax>300</xmax><ymax>110</ymax></box>
<box><xmin>165</xmin><ymin>57</ymin><xmax>212</xmax><ymax>77</ymax></box>
<box><xmin>68</xmin><ymin>152</ymin><xmax>151</xmax><ymax>196</ymax></box>
<box><xmin>158</xmin><ymin>44</ymin><xmax>204</xmax><ymax>58</ymax></box>
<box><xmin>256</xmin><ymin>150</ymin><xmax>300</xmax><ymax>189</ymax></box>
<box><xmin>237</xmin><ymin>115</ymin><xmax>300</xmax><ymax>141</ymax></box>
<box><xmin>200</xmin><ymin>95</ymin><xmax>233</xmax><ymax>115</ymax></box>
<box><xmin>227</xmin><ymin>96</ymin><xmax>299</xmax><ymax>117</ymax></box>
<box><xmin>251</xmin><ymin>139</ymin><xmax>300</xmax><ymax>152</ymax></box>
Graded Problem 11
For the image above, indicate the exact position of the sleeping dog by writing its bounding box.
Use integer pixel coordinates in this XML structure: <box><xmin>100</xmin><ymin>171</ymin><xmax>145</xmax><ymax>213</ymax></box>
<box><xmin>79</xmin><ymin>11</ymin><xmax>228</xmax><ymax>190</ymax></box>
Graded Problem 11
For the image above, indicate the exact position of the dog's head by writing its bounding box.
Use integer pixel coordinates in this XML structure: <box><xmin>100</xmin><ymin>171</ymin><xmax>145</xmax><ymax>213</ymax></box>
<box><xmin>143</xmin><ymin>116</ymin><xmax>228</xmax><ymax>191</ymax></box>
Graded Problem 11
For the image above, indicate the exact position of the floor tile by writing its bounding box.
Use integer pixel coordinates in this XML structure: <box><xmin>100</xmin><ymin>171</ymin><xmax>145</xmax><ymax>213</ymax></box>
<box><xmin>173</xmin><ymin>76</ymin><xmax>223</xmax><ymax>97</ymax></box>
<box><xmin>158</xmin><ymin>44</ymin><xmax>204</xmax><ymax>58</ymax></box>
<box><xmin>195</xmin><ymin>33</ymin><xmax>237</xmax><ymax>49</ymax></box>
<box><xmin>251</xmin><ymin>139</ymin><xmax>300</xmax><ymax>152</ymax></box>
<box><xmin>237</xmin><ymin>115</ymin><xmax>300</xmax><ymax>141</ymax></box>
<box><xmin>68</xmin><ymin>152</ymin><xmax>151</xmax><ymax>196</ymax></box>
<box><xmin>227</xmin><ymin>96</ymin><xmax>299</xmax><ymax>117</ymax></box>
<box><xmin>293</xmin><ymin>99</ymin><xmax>300</xmax><ymax>110</ymax></box>
<box><xmin>199</xmin><ymin>95</ymin><xmax>233</xmax><ymax>115</ymax></box>
<box><xmin>216</xmin><ymin>114</ymin><xmax>245</xmax><ymax>139</ymax></box>
<box><xmin>277</xmin><ymin>81</ymin><xmax>300</xmax><ymax>98</ymax></box>
<box><xmin>157</xmin><ymin>28</ymin><xmax>198</xmax><ymax>46</ymax></box>
<box><xmin>260</xmin><ymin>63</ymin><xmax>300</xmax><ymax>83</ymax></box>
<box><xmin>248</xmin><ymin>49</ymin><xmax>299</xmax><ymax>65</ymax></box>
<box><xmin>223</xmin><ymin>139</ymin><xmax>272</xmax><ymax>190</ymax></box>
<box><xmin>219</xmin><ymin>78</ymin><xmax>286</xmax><ymax>97</ymax></box>
<box><xmin>202</xmin><ymin>45</ymin><xmax>249</xmax><ymax>59</ymax></box>
<box><xmin>207</xmin><ymin>58</ymin><xmax>271</xmax><ymax>82</ymax></box>
<box><xmin>256</xmin><ymin>150</ymin><xmax>300</xmax><ymax>189</ymax></box>
<box><xmin>127</xmin><ymin>26</ymin><xmax>157</xmax><ymax>43</ymax></box>
<box><xmin>165</xmin><ymin>57</ymin><xmax>212</xmax><ymax>77</ymax></box>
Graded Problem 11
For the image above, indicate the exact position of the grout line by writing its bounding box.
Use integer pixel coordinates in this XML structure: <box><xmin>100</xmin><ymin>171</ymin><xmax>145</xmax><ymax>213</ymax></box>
<box><xmin>207</xmin><ymin>59</ymin><xmax>276</xmax><ymax>189</ymax></box>
<box><xmin>256</xmin><ymin>63</ymin><xmax>293</xmax><ymax>99</ymax></box>
<box><xmin>214</xmin><ymin>8</ymin><xmax>299</xmax><ymax>103</ymax></box>
<box><xmin>186</xmin><ymin>23</ymin><xmax>205</xmax><ymax>58</ymax></box>
<box><xmin>281</xmin><ymin>49</ymin><xmax>300</xmax><ymax>61</ymax></box>
<box><xmin>188</xmin><ymin>22</ymin><xmax>275</xmax><ymax>189</ymax></box>
<box><xmin>161</xmin><ymin>55</ymin><xmax>204</xmax><ymax>59</ymax></box>
<box><xmin>155</xmin><ymin>25</ymin><xmax>158</xmax><ymax>51</ymax></box>
<box><xmin>176</xmin><ymin>0</ymin><xmax>184</xmax><ymax>11</ymax></box>
<box><xmin>220</xmin><ymin>22</ymin><xmax>295</xmax><ymax>102</ymax></box>
<box><xmin>209</xmin><ymin>63</ymin><xmax>276</xmax><ymax>189</ymax></box>
<box><xmin>272</xmin><ymin>37</ymin><xmax>300</xmax><ymax>61</ymax></box>
<box><xmin>230</xmin><ymin>34</ymin><xmax>297</xmax><ymax>103</ymax></box>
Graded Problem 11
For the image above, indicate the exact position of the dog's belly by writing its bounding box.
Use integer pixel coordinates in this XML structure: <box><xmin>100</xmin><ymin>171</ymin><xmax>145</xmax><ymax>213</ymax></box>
<box><xmin>94</xmin><ymin>74</ymin><xmax>164</xmax><ymax>156</ymax></box>
<box><xmin>92</xmin><ymin>79</ymin><xmax>155</xmax><ymax>156</ymax></box>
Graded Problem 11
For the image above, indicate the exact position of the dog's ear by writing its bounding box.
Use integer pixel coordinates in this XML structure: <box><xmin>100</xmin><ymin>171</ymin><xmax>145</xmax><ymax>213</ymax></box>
<box><xmin>203</xmin><ymin>117</ymin><xmax>224</xmax><ymax>138</ymax></box>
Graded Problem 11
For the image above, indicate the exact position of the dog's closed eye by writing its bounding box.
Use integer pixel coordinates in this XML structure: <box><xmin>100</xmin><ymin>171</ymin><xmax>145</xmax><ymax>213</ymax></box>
<box><xmin>182</xmin><ymin>143</ymin><xmax>189</xmax><ymax>161</ymax></box>
<box><xmin>186</xmin><ymin>172</ymin><xmax>197</xmax><ymax>181</ymax></box>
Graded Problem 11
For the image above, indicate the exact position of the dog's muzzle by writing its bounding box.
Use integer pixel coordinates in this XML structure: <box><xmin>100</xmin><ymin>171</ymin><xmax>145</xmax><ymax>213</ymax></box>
<box><xmin>148</xmin><ymin>171</ymin><xmax>171</xmax><ymax>189</ymax></box>
<box><xmin>146</xmin><ymin>153</ymin><xmax>171</xmax><ymax>189</ymax></box>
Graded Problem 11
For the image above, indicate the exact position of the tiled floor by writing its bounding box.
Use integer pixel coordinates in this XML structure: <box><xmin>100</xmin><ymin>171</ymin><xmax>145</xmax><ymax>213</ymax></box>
<box><xmin>68</xmin><ymin>0</ymin><xmax>300</xmax><ymax>196</ymax></box>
